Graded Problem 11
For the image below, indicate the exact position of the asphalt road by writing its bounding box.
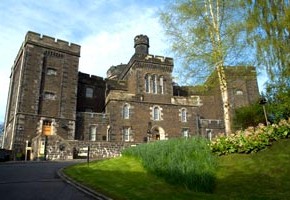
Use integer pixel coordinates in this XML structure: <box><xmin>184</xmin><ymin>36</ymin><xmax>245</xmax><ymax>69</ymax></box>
<box><xmin>0</xmin><ymin>161</ymin><xmax>96</xmax><ymax>200</ymax></box>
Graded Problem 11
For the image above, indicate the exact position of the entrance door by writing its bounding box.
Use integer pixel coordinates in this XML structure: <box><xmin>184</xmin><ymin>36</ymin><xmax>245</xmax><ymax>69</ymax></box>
<box><xmin>151</xmin><ymin>126</ymin><xmax>166</xmax><ymax>140</ymax></box>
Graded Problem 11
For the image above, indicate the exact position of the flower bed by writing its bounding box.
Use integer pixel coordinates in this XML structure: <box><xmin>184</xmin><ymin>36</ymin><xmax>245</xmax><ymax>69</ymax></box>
<box><xmin>211</xmin><ymin>118</ymin><xmax>290</xmax><ymax>155</ymax></box>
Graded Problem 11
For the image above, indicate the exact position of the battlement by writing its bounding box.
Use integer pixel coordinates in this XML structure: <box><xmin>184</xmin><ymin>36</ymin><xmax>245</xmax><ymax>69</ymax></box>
<box><xmin>25</xmin><ymin>31</ymin><xmax>81</xmax><ymax>56</ymax></box>
<box><xmin>144</xmin><ymin>54</ymin><xmax>173</xmax><ymax>65</ymax></box>
<box><xmin>224</xmin><ymin>66</ymin><xmax>257</xmax><ymax>77</ymax></box>
<box><xmin>78</xmin><ymin>72</ymin><xmax>104</xmax><ymax>81</ymax></box>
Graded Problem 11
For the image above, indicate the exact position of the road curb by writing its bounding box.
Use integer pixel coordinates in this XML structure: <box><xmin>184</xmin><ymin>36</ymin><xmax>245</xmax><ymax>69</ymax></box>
<box><xmin>57</xmin><ymin>168</ymin><xmax>113</xmax><ymax>200</ymax></box>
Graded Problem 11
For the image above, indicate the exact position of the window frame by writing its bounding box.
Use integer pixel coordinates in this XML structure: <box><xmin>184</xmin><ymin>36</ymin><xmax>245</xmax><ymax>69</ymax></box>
<box><xmin>159</xmin><ymin>76</ymin><xmax>164</xmax><ymax>94</ymax></box>
<box><xmin>145</xmin><ymin>74</ymin><xmax>151</xmax><ymax>93</ymax></box>
<box><xmin>85</xmin><ymin>87</ymin><xmax>94</xmax><ymax>98</ymax></box>
<box><xmin>123</xmin><ymin>127</ymin><xmax>132</xmax><ymax>142</ymax></box>
<box><xmin>47</xmin><ymin>68</ymin><xmax>57</xmax><ymax>76</ymax></box>
<box><xmin>235</xmin><ymin>89</ymin><xmax>243</xmax><ymax>95</ymax></box>
<box><xmin>181</xmin><ymin>108</ymin><xmax>187</xmax><ymax>122</ymax></box>
<box><xmin>44</xmin><ymin>92</ymin><xmax>56</xmax><ymax>100</ymax></box>
<box><xmin>152</xmin><ymin>74</ymin><xmax>158</xmax><ymax>94</ymax></box>
<box><xmin>90</xmin><ymin>125</ymin><xmax>97</xmax><ymax>141</ymax></box>
<box><xmin>153</xmin><ymin>106</ymin><xmax>161</xmax><ymax>121</ymax></box>
<box><xmin>123</xmin><ymin>104</ymin><xmax>130</xmax><ymax>119</ymax></box>
<box><xmin>182</xmin><ymin>128</ymin><xmax>189</xmax><ymax>138</ymax></box>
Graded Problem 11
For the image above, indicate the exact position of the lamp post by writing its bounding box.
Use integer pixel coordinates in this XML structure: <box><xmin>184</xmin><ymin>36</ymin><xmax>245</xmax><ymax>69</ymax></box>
<box><xmin>44</xmin><ymin>135</ymin><xmax>48</xmax><ymax>160</ymax></box>
<box><xmin>259</xmin><ymin>97</ymin><xmax>269</xmax><ymax>125</ymax></box>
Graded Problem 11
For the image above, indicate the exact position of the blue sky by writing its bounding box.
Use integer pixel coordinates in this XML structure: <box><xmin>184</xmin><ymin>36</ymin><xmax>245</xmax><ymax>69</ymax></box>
<box><xmin>0</xmin><ymin>0</ymin><xmax>267</xmax><ymax>122</ymax></box>
<box><xmin>0</xmin><ymin>0</ymin><xmax>170</xmax><ymax>121</ymax></box>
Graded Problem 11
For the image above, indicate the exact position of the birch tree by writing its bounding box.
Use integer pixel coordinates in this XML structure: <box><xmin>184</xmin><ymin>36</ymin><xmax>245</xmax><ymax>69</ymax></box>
<box><xmin>160</xmin><ymin>0</ymin><xmax>248</xmax><ymax>135</ymax></box>
<box><xmin>244</xmin><ymin>0</ymin><xmax>290</xmax><ymax>85</ymax></box>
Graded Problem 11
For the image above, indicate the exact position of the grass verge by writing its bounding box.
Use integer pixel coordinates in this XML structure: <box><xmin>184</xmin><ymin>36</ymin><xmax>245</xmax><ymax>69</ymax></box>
<box><xmin>64</xmin><ymin>139</ymin><xmax>290</xmax><ymax>200</ymax></box>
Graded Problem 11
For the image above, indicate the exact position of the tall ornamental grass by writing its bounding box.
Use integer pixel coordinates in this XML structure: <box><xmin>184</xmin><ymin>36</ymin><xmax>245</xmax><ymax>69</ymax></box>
<box><xmin>122</xmin><ymin>137</ymin><xmax>217</xmax><ymax>193</ymax></box>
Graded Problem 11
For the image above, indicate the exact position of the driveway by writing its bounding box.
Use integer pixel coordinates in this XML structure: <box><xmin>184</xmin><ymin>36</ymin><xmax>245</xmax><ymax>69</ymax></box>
<box><xmin>0</xmin><ymin>161</ymin><xmax>97</xmax><ymax>200</ymax></box>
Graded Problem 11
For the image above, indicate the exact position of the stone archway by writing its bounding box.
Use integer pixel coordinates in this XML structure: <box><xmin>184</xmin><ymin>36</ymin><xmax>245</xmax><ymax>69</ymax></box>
<box><xmin>151</xmin><ymin>126</ymin><xmax>166</xmax><ymax>140</ymax></box>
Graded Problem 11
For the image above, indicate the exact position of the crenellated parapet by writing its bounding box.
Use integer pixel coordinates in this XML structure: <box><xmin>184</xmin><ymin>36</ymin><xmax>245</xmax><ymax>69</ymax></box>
<box><xmin>25</xmin><ymin>31</ymin><xmax>81</xmax><ymax>56</ymax></box>
<box><xmin>78</xmin><ymin>72</ymin><xmax>104</xmax><ymax>82</ymax></box>
<box><xmin>144</xmin><ymin>54</ymin><xmax>174</xmax><ymax>65</ymax></box>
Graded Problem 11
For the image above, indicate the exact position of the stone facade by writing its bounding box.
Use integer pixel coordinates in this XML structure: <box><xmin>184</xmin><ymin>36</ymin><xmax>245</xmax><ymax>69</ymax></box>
<box><xmin>3</xmin><ymin>31</ymin><xmax>80</xmax><ymax>159</ymax></box>
<box><xmin>2</xmin><ymin>32</ymin><xmax>260</xmax><ymax>160</ymax></box>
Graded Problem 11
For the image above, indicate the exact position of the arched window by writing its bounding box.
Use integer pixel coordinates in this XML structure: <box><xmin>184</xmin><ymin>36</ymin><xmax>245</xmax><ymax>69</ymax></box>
<box><xmin>153</xmin><ymin>106</ymin><xmax>160</xmax><ymax>121</ymax></box>
<box><xmin>181</xmin><ymin>108</ymin><xmax>187</xmax><ymax>122</ymax></box>
<box><xmin>145</xmin><ymin>74</ymin><xmax>151</xmax><ymax>93</ymax></box>
<box><xmin>123</xmin><ymin>127</ymin><xmax>132</xmax><ymax>142</ymax></box>
<box><xmin>235</xmin><ymin>89</ymin><xmax>243</xmax><ymax>95</ymax></box>
<box><xmin>152</xmin><ymin>74</ymin><xmax>157</xmax><ymax>94</ymax></box>
<box><xmin>123</xmin><ymin>104</ymin><xmax>130</xmax><ymax>119</ymax></box>
<box><xmin>159</xmin><ymin>76</ymin><xmax>164</xmax><ymax>94</ymax></box>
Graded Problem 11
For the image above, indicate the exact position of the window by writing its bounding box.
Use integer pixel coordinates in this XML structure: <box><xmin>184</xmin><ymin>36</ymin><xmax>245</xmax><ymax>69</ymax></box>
<box><xmin>235</xmin><ymin>89</ymin><xmax>243</xmax><ymax>95</ymax></box>
<box><xmin>206</xmin><ymin>129</ymin><xmax>212</xmax><ymax>141</ymax></box>
<box><xmin>123</xmin><ymin>127</ymin><xmax>132</xmax><ymax>142</ymax></box>
<box><xmin>42</xmin><ymin>120</ymin><xmax>52</xmax><ymax>136</ymax></box>
<box><xmin>182</xmin><ymin>128</ymin><xmax>189</xmax><ymax>138</ymax></box>
<box><xmin>181</xmin><ymin>108</ymin><xmax>187</xmax><ymax>122</ymax></box>
<box><xmin>159</xmin><ymin>76</ymin><xmax>164</xmax><ymax>94</ymax></box>
<box><xmin>153</xmin><ymin>106</ymin><xmax>161</xmax><ymax>121</ymax></box>
<box><xmin>90</xmin><ymin>125</ymin><xmax>97</xmax><ymax>141</ymax></box>
<box><xmin>145</xmin><ymin>74</ymin><xmax>151</xmax><ymax>93</ymax></box>
<box><xmin>152</xmin><ymin>75</ymin><xmax>157</xmax><ymax>94</ymax></box>
<box><xmin>44</xmin><ymin>92</ymin><xmax>56</xmax><ymax>100</ymax></box>
<box><xmin>47</xmin><ymin>68</ymin><xmax>57</xmax><ymax>75</ymax></box>
<box><xmin>86</xmin><ymin>87</ymin><xmax>93</xmax><ymax>98</ymax></box>
<box><xmin>123</xmin><ymin>104</ymin><xmax>130</xmax><ymax>119</ymax></box>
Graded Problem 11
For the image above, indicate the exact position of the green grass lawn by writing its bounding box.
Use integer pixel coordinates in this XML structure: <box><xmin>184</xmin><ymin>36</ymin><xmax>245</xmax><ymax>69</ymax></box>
<box><xmin>64</xmin><ymin>139</ymin><xmax>290</xmax><ymax>200</ymax></box>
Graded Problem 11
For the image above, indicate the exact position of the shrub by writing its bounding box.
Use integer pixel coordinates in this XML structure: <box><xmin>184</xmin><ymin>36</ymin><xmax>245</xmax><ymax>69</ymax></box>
<box><xmin>233</xmin><ymin>103</ymin><xmax>266</xmax><ymax>130</ymax></box>
<box><xmin>122</xmin><ymin>137</ymin><xmax>217</xmax><ymax>193</ymax></box>
<box><xmin>211</xmin><ymin>118</ymin><xmax>290</xmax><ymax>155</ymax></box>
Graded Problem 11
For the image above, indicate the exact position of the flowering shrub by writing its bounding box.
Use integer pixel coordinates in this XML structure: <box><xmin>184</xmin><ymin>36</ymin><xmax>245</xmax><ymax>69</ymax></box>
<box><xmin>211</xmin><ymin>118</ymin><xmax>290</xmax><ymax>155</ymax></box>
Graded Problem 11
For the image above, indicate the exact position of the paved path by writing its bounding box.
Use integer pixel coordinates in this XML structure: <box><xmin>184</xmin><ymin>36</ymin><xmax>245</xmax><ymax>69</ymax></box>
<box><xmin>0</xmin><ymin>161</ymin><xmax>97</xmax><ymax>200</ymax></box>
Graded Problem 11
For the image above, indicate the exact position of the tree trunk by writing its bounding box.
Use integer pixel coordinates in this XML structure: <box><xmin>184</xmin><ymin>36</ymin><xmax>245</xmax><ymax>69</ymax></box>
<box><xmin>216</xmin><ymin>64</ymin><xmax>231</xmax><ymax>135</ymax></box>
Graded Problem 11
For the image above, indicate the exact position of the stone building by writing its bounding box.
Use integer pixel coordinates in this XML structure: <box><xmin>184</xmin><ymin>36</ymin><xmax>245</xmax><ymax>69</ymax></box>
<box><xmin>2</xmin><ymin>31</ymin><xmax>259</xmax><ymax>160</ymax></box>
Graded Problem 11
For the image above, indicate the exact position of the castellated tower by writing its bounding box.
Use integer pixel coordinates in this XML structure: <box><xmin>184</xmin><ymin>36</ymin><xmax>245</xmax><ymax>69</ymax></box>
<box><xmin>134</xmin><ymin>34</ymin><xmax>149</xmax><ymax>54</ymax></box>
<box><xmin>3</xmin><ymin>31</ymin><xmax>80</xmax><ymax>159</ymax></box>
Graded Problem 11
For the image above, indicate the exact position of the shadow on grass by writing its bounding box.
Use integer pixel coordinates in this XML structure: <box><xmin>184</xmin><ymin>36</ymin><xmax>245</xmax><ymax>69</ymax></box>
<box><xmin>153</xmin><ymin>169</ymin><xmax>216</xmax><ymax>193</ymax></box>
<box><xmin>215</xmin><ymin>167</ymin><xmax>290</xmax><ymax>199</ymax></box>
<box><xmin>67</xmin><ymin>165</ymin><xmax>216</xmax><ymax>200</ymax></box>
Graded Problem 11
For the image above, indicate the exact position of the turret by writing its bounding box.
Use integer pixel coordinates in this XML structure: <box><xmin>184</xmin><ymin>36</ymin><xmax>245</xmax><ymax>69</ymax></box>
<box><xmin>134</xmin><ymin>35</ymin><xmax>149</xmax><ymax>55</ymax></box>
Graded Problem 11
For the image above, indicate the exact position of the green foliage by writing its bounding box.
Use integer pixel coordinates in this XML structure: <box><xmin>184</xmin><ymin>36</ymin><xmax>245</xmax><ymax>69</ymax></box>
<box><xmin>265</xmin><ymin>82</ymin><xmax>290</xmax><ymax>123</ymax></box>
<box><xmin>233</xmin><ymin>103</ymin><xmax>266</xmax><ymax>129</ymax></box>
<box><xmin>243</xmin><ymin>0</ymin><xmax>290</xmax><ymax>82</ymax></box>
<box><xmin>160</xmin><ymin>0</ymin><xmax>251</xmax><ymax>85</ymax></box>
<box><xmin>211</xmin><ymin>118</ymin><xmax>290</xmax><ymax>155</ymax></box>
<box><xmin>122</xmin><ymin>137</ymin><xmax>217</xmax><ymax>193</ymax></box>
<box><xmin>64</xmin><ymin>139</ymin><xmax>290</xmax><ymax>199</ymax></box>
<box><xmin>215</xmin><ymin>139</ymin><xmax>290</xmax><ymax>199</ymax></box>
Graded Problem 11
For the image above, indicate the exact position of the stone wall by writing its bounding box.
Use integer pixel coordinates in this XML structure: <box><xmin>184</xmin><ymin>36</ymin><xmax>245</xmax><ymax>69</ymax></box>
<box><xmin>77</xmin><ymin>72</ymin><xmax>106</xmax><ymax>113</ymax></box>
<box><xmin>43</xmin><ymin>135</ymin><xmax>131</xmax><ymax>160</ymax></box>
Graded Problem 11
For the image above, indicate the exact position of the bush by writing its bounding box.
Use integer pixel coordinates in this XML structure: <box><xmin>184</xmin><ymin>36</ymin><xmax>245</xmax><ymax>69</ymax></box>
<box><xmin>211</xmin><ymin>118</ymin><xmax>290</xmax><ymax>155</ymax></box>
<box><xmin>122</xmin><ymin>137</ymin><xmax>217</xmax><ymax>193</ymax></box>
<box><xmin>233</xmin><ymin>103</ymin><xmax>266</xmax><ymax>130</ymax></box>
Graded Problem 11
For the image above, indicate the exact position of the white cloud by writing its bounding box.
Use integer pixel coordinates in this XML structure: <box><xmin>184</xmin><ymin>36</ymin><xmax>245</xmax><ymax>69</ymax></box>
<box><xmin>0</xmin><ymin>0</ymin><xmax>169</xmax><ymax>121</ymax></box>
